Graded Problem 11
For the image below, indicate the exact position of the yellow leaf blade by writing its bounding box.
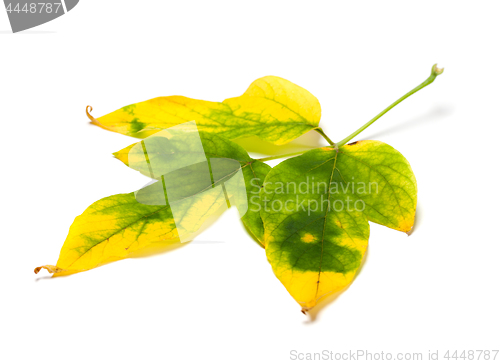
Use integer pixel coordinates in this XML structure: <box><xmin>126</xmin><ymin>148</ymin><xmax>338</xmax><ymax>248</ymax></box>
<box><xmin>49</xmin><ymin>193</ymin><xmax>179</xmax><ymax>273</ymax></box>
<box><xmin>90</xmin><ymin>76</ymin><xmax>321</xmax><ymax>145</ymax></box>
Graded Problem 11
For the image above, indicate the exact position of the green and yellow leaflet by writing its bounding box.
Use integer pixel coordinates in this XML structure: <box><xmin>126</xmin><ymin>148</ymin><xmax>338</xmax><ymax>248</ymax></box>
<box><xmin>88</xmin><ymin>76</ymin><xmax>321</xmax><ymax>145</ymax></box>
<box><xmin>260</xmin><ymin>141</ymin><xmax>417</xmax><ymax>311</ymax></box>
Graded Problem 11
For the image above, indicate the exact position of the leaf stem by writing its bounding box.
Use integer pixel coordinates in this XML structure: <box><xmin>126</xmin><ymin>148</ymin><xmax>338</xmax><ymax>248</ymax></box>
<box><xmin>336</xmin><ymin>64</ymin><xmax>444</xmax><ymax>147</ymax></box>
<box><xmin>257</xmin><ymin>151</ymin><xmax>306</xmax><ymax>162</ymax></box>
<box><xmin>314</xmin><ymin>127</ymin><xmax>335</xmax><ymax>146</ymax></box>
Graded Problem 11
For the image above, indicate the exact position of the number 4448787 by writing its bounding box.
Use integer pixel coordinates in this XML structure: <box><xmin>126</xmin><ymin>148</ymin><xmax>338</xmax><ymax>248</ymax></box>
<box><xmin>444</xmin><ymin>350</ymin><xmax>499</xmax><ymax>361</ymax></box>
<box><xmin>5</xmin><ymin>3</ymin><xmax>62</xmax><ymax>14</ymax></box>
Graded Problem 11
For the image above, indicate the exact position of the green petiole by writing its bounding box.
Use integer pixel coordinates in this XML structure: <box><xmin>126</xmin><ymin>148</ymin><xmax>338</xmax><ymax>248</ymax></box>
<box><xmin>335</xmin><ymin>64</ymin><xmax>444</xmax><ymax>147</ymax></box>
<box><xmin>257</xmin><ymin>64</ymin><xmax>444</xmax><ymax>162</ymax></box>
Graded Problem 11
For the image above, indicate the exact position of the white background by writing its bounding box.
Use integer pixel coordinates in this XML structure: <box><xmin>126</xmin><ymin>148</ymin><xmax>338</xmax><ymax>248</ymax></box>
<box><xmin>1</xmin><ymin>1</ymin><xmax>499</xmax><ymax>363</ymax></box>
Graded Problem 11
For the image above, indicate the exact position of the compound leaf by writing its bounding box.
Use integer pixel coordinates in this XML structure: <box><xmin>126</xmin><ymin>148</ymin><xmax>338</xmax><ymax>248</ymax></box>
<box><xmin>260</xmin><ymin>140</ymin><xmax>417</xmax><ymax>311</ymax></box>
<box><xmin>90</xmin><ymin>76</ymin><xmax>321</xmax><ymax>145</ymax></box>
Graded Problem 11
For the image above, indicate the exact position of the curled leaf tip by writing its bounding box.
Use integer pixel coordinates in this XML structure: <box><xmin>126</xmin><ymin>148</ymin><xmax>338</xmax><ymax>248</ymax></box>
<box><xmin>432</xmin><ymin>64</ymin><xmax>444</xmax><ymax>76</ymax></box>
<box><xmin>86</xmin><ymin>105</ymin><xmax>99</xmax><ymax>125</ymax></box>
<box><xmin>34</xmin><ymin>265</ymin><xmax>64</xmax><ymax>274</ymax></box>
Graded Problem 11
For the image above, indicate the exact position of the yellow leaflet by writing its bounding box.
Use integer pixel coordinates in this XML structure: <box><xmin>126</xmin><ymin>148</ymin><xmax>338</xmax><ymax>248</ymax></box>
<box><xmin>35</xmin><ymin>188</ymin><xmax>229</xmax><ymax>274</ymax></box>
<box><xmin>35</xmin><ymin>193</ymin><xmax>178</xmax><ymax>274</ymax></box>
<box><xmin>88</xmin><ymin>76</ymin><xmax>321</xmax><ymax>145</ymax></box>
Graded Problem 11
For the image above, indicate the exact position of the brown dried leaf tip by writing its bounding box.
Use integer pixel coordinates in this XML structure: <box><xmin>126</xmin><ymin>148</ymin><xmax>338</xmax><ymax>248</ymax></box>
<box><xmin>34</xmin><ymin>265</ymin><xmax>65</xmax><ymax>274</ymax></box>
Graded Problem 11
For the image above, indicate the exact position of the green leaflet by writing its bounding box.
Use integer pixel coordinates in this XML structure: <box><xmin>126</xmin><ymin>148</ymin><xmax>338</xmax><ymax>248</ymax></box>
<box><xmin>114</xmin><ymin>131</ymin><xmax>271</xmax><ymax>244</ymax></box>
<box><xmin>89</xmin><ymin>76</ymin><xmax>321</xmax><ymax>145</ymax></box>
<box><xmin>259</xmin><ymin>140</ymin><xmax>417</xmax><ymax>311</ymax></box>
<box><xmin>334</xmin><ymin>141</ymin><xmax>417</xmax><ymax>232</ymax></box>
